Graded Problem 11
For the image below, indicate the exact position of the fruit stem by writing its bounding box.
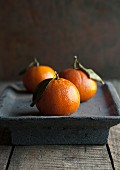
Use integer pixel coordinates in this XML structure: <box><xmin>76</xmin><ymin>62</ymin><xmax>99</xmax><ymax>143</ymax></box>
<box><xmin>54</xmin><ymin>71</ymin><xmax>59</xmax><ymax>80</ymax></box>
<box><xmin>73</xmin><ymin>56</ymin><xmax>79</xmax><ymax>69</ymax></box>
<box><xmin>34</xmin><ymin>58</ymin><xmax>39</xmax><ymax>67</ymax></box>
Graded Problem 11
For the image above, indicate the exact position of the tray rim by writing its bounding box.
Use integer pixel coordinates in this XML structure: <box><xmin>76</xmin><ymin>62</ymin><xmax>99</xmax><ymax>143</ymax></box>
<box><xmin>0</xmin><ymin>81</ymin><xmax>120</xmax><ymax>122</ymax></box>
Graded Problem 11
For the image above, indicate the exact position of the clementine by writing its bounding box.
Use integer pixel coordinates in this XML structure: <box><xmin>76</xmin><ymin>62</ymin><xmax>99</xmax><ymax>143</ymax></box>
<box><xmin>60</xmin><ymin>68</ymin><xmax>97</xmax><ymax>102</ymax></box>
<box><xmin>31</xmin><ymin>74</ymin><xmax>80</xmax><ymax>116</ymax></box>
<box><xmin>20</xmin><ymin>59</ymin><xmax>55</xmax><ymax>92</ymax></box>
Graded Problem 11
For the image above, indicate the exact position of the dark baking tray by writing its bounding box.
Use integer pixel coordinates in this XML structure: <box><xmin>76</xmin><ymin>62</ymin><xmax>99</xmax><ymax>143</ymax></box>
<box><xmin>0</xmin><ymin>82</ymin><xmax>120</xmax><ymax>145</ymax></box>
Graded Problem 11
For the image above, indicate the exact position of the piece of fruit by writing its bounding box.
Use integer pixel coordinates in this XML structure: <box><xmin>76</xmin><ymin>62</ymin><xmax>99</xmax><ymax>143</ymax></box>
<box><xmin>19</xmin><ymin>58</ymin><xmax>55</xmax><ymax>92</ymax></box>
<box><xmin>60</xmin><ymin>68</ymin><xmax>97</xmax><ymax>102</ymax></box>
<box><xmin>31</xmin><ymin>72</ymin><xmax>80</xmax><ymax>116</ymax></box>
<box><xmin>60</xmin><ymin>56</ymin><xmax>104</xmax><ymax>102</ymax></box>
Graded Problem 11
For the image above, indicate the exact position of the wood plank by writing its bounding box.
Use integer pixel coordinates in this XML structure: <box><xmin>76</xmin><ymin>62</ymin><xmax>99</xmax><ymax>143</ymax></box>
<box><xmin>8</xmin><ymin>145</ymin><xmax>112</xmax><ymax>170</ymax></box>
<box><xmin>108</xmin><ymin>80</ymin><xmax>120</xmax><ymax>170</ymax></box>
<box><xmin>0</xmin><ymin>146</ymin><xmax>12</xmax><ymax>170</ymax></box>
<box><xmin>109</xmin><ymin>124</ymin><xmax>120</xmax><ymax>170</ymax></box>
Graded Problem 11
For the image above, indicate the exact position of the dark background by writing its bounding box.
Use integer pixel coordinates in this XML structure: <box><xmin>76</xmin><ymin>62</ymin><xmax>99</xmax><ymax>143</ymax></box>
<box><xmin>0</xmin><ymin>0</ymin><xmax>120</xmax><ymax>80</ymax></box>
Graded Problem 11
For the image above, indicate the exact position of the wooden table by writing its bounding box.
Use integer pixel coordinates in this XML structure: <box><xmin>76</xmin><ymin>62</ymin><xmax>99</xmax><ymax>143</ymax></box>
<box><xmin>0</xmin><ymin>80</ymin><xmax>120</xmax><ymax>170</ymax></box>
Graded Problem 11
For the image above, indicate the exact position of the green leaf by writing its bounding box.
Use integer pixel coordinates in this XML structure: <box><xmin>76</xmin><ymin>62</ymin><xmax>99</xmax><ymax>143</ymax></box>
<box><xmin>30</xmin><ymin>78</ymin><xmax>53</xmax><ymax>107</ymax></box>
<box><xmin>73</xmin><ymin>56</ymin><xmax>105</xmax><ymax>85</ymax></box>
<box><xmin>19</xmin><ymin>58</ymin><xmax>39</xmax><ymax>75</ymax></box>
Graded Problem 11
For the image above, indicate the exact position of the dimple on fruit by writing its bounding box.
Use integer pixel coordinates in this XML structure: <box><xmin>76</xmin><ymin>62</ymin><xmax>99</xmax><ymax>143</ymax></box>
<box><xmin>31</xmin><ymin>72</ymin><xmax>80</xmax><ymax>116</ymax></box>
<box><xmin>19</xmin><ymin>58</ymin><xmax>55</xmax><ymax>92</ymax></box>
<box><xmin>60</xmin><ymin>56</ymin><xmax>104</xmax><ymax>102</ymax></box>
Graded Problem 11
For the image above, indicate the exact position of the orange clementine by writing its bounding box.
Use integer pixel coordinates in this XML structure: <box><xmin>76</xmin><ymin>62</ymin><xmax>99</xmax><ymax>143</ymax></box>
<box><xmin>23</xmin><ymin>65</ymin><xmax>55</xmax><ymax>92</ymax></box>
<box><xmin>60</xmin><ymin>68</ymin><xmax>97</xmax><ymax>102</ymax></box>
<box><xmin>34</xmin><ymin>77</ymin><xmax>80</xmax><ymax>116</ymax></box>
<box><xmin>20</xmin><ymin>58</ymin><xmax>55</xmax><ymax>93</ymax></box>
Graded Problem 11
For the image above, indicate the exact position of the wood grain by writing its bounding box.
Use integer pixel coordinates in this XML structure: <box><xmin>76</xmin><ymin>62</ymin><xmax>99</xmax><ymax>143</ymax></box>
<box><xmin>108</xmin><ymin>80</ymin><xmax>120</xmax><ymax>170</ymax></box>
<box><xmin>0</xmin><ymin>146</ymin><xmax>12</xmax><ymax>170</ymax></box>
<box><xmin>8</xmin><ymin>145</ymin><xmax>112</xmax><ymax>170</ymax></box>
<box><xmin>0</xmin><ymin>1</ymin><xmax>120</xmax><ymax>80</ymax></box>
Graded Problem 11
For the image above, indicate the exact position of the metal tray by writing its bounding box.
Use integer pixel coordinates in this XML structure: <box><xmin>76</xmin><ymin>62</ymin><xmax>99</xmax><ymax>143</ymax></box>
<box><xmin>0</xmin><ymin>82</ymin><xmax>120</xmax><ymax>145</ymax></box>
